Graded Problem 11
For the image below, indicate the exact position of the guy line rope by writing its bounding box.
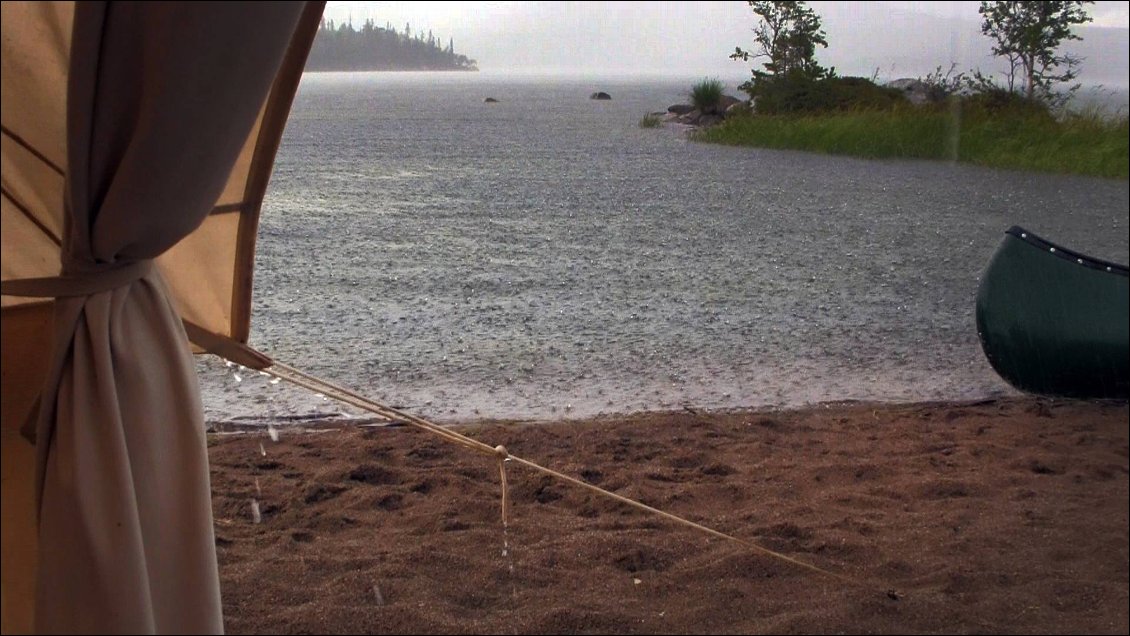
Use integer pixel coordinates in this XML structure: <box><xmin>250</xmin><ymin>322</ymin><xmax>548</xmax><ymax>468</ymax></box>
<box><xmin>261</xmin><ymin>359</ymin><xmax>898</xmax><ymax>600</ymax></box>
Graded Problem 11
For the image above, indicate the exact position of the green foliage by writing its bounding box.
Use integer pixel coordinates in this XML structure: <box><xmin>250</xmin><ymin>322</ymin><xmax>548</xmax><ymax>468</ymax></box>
<box><xmin>917</xmin><ymin>64</ymin><xmax>968</xmax><ymax>103</ymax></box>
<box><xmin>690</xmin><ymin>78</ymin><xmax>726</xmax><ymax>112</ymax></box>
<box><xmin>731</xmin><ymin>1</ymin><xmax>830</xmax><ymax>96</ymax></box>
<box><xmin>726</xmin><ymin>101</ymin><xmax>754</xmax><ymax>118</ymax></box>
<box><xmin>697</xmin><ymin>111</ymin><xmax>948</xmax><ymax>159</ymax></box>
<box><xmin>694</xmin><ymin>106</ymin><xmax>1127</xmax><ymax>179</ymax></box>
<box><xmin>638</xmin><ymin>112</ymin><xmax>664</xmax><ymax>128</ymax></box>
<box><xmin>958</xmin><ymin>85</ymin><xmax>1054</xmax><ymax>119</ymax></box>
<box><xmin>978</xmin><ymin>1</ymin><xmax>1093</xmax><ymax>105</ymax></box>
<box><xmin>713</xmin><ymin>0</ymin><xmax>1118</xmax><ymax>177</ymax></box>
<box><xmin>748</xmin><ymin>75</ymin><xmax>905</xmax><ymax>115</ymax></box>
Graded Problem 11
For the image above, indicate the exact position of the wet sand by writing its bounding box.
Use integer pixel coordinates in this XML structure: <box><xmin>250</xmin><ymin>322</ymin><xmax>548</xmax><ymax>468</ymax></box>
<box><xmin>210</xmin><ymin>396</ymin><xmax>1128</xmax><ymax>634</ymax></box>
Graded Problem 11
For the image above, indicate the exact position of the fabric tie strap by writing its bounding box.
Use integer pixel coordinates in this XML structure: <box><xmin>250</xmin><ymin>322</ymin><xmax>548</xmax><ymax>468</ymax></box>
<box><xmin>2</xmin><ymin>259</ymin><xmax>156</xmax><ymax>445</ymax></box>
<box><xmin>0</xmin><ymin>260</ymin><xmax>154</xmax><ymax>297</ymax></box>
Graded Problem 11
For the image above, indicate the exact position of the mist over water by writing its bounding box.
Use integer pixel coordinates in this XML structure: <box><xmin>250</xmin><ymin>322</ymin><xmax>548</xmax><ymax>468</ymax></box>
<box><xmin>320</xmin><ymin>2</ymin><xmax>1130</xmax><ymax>88</ymax></box>
<box><xmin>198</xmin><ymin>72</ymin><xmax>1129</xmax><ymax>425</ymax></box>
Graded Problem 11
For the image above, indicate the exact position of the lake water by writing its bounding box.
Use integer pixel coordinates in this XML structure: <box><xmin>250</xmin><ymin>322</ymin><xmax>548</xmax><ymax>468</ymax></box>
<box><xmin>197</xmin><ymin>72</ymin><xmax>1130</xmax><ymax>425</ymax></box>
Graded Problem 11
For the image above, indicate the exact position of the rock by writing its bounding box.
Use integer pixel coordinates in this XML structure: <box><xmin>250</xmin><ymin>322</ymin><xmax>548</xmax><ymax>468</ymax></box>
<box><xmin>886</xmin><ymin>78</ymin><xmax>932</xmax><ymax>105</ymax></box>
<box><xmin>692</xmin><ymin>95</ymin><xmax>743</xmax><ymax>116</ymax></box>
<box><xmin>697</xmin><ymin>114</ymin><xmax>723</xmax><ymax>127</ymax></box>
<box><xmin>656</xmin><ymin>95</ymin><xmax>746</xmax><ymax>126</ymax></box>
<box><xmin>725</xmin><ymin>101</ymin><xmax>751</xmax><ymax>117</ymax></box>
<box><xmin>483</xmin><ymin>97</ymin><xmax>499</xmax><ymax>103</ymax></box>
<box><xmin>716</xmin><ymin>94</ymin><xmax>742</xmax><ymax>113</ymax></box>
<box><xmin>678</xmin><ymin>109</ymin><xmax>702</xmax><ymax>125</ymax></box>
<box><xmin>590</xmin><ymin>91</ymin><xmax>612</xmax><ymax>100</ymax></box>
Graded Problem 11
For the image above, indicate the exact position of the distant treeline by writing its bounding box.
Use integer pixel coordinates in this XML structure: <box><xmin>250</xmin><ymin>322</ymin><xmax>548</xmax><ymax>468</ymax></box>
<box><xmin>306</xmin><ymin>19</ymin><xmax>478</xmax><ymax>72</ymax></box>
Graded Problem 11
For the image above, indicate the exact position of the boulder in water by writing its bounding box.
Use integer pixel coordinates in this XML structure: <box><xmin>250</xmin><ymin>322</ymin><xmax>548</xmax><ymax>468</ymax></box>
<box><xmin>590</xmin><ymin>91</ymin><xmax>612</xmax><ymax>100</ymax></box>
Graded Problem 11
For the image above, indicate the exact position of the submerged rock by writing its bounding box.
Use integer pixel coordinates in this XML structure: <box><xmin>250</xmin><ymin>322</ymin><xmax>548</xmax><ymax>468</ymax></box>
<box><xmin>590</xmin><ymin>91</ymin><xmax>612</xmax><ymax>100</ymax></box>
<box><xmin>483</xmin><ymin>97</ymin><xmax>499</xmax><ymax>103</ymax></box>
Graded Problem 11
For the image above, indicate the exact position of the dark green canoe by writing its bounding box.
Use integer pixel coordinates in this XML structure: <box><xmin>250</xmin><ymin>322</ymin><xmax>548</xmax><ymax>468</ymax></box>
<box><xmin>975</xmin><ymin>226</ymin><xmax>1129</xmax><ymax>400</ymax></box>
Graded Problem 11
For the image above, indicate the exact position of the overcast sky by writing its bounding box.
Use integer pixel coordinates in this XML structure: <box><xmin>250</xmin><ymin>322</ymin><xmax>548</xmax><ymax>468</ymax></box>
<box><xmin>320</xmin><ymin>1</ymin><xmax>1130</xmax><ymax>86</ymax></box>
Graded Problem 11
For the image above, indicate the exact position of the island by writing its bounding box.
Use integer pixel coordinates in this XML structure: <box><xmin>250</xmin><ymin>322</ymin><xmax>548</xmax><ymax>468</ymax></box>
<box><xmin>305</xmin><ymin>19</ymin><xmax>478</xmax><ymax>72</ymax></box>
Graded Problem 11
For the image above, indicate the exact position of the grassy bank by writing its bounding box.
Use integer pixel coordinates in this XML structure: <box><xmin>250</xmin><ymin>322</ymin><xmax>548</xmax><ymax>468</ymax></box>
<box><xmin>694</xmin><ymin>108</ymin><xmax>1129</xmax><ymax>179</ymax></box>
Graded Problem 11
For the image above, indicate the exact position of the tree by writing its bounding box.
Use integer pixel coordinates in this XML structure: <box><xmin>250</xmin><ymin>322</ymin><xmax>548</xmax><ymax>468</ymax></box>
<box><xmin>978</xmin><ymin>1</ymin><xmax>1093</xmax><ymax>104</ymax></box>
<box><xmin>306</xmin><ymin>20</ymin><xmax>477</xmax><ymax>72</ymax></box>
<box><xmin>731</xmin><ymin>1</ymin><xmax>829</xmax><ymax>85</ymax></box>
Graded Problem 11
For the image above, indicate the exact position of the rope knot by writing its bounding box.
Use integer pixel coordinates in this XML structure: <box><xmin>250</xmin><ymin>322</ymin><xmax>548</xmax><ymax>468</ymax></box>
<box><xmin>493</xmin><ymin>444</ymin><xmax>509</xmax><ymax>460</ymax></box>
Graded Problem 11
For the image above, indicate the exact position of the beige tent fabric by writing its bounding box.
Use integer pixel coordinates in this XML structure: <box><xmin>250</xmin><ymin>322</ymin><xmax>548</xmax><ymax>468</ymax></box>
<box><xmin>2</xmin><ymin>0</ymin><xmax>321</xmax><ymax>350</ymax></box>
<box><xmin>0</xmin><ymin>2</ymin><xmax>311</xmax><ymax>633</ymax></box>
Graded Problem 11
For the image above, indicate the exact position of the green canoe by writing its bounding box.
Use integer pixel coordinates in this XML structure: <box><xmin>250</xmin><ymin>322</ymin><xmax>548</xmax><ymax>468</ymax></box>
<box><xmin>975</xmin><ymin>226</ymin><xmax>1129</xmax><ymax>400</ymax></box>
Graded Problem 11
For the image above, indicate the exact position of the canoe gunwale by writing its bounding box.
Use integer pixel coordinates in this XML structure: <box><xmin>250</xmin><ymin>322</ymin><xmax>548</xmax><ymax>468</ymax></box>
<box><xmin>1006</xmin><ymin>226</ymin><xmax>1129</xmax><ymax>278</ymax></box>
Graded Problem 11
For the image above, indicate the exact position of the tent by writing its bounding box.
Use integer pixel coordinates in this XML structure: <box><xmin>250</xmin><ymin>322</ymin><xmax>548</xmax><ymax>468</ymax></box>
<box><xmin>1</xmin><ymin>2</ymin><xmax>325</xmax><ymax>632</ymax></box>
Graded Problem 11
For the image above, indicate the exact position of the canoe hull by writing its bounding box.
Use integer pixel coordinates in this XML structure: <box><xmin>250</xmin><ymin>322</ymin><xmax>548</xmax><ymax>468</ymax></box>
<box><xmin>975</xmin><ymin>227</ymin><xmax>1129</xmax><ymax>400</ymax></box>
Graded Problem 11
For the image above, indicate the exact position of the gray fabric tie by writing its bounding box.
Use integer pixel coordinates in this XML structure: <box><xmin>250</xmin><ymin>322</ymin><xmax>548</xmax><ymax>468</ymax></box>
<box><xmin>0</xmin><ymin>260</ymin><xmax>154</xmax><ymax>297</ymax></box>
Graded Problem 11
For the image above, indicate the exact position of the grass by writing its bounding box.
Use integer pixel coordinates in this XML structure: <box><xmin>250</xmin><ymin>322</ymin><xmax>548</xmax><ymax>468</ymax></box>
<box><xmin>694</xmin><ymin>107</ymin><xmax>1129</xmax><ymax>179</ymax></box>
<box><xmin>690</xmin><ymin>78</ymin><xmax>725</xmax><ymax>112</ymax></box>
<box><xmin>639</xmin><ymin>112</ymin><xmax>663</xmax><ymax>128</ymax></box>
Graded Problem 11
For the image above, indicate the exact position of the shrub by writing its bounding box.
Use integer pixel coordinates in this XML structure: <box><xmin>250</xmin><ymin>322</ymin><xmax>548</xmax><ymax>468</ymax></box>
<box><xmin>639</xmin><ymin>112</ymin><xmax>663</xmax><ymax>128</ymax></box>
<box><xmin>690</xmin><ymin>78</ymin><xmax>725</xmax><ymax>113</ymax></box>
<box><xmin>917</xmin><ymin>64</ymin><xmax>967</xmax><ymax>104</ymax></box>
<box><xmin>958</xmin><ymin>87</ymin><xmax>1053</xmax><ymax>120</ymax></box>
<box><xmin>746</xmin><ymin>73</ymin><xmax>904</xmax><ymax>114</ymax></box>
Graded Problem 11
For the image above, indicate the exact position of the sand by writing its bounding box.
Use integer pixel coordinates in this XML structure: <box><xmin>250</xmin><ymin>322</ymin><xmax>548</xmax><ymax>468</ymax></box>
<box><xmin>209</xmin><ymin>396</ymin><xmax>1128</xmax><ymax>634</ymax></box>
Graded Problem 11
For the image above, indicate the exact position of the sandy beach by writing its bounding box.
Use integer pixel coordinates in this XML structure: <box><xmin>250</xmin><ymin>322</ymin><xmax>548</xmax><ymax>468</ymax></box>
<box><xmin>208</xmin><ymin>395</ymin><xmax>1128</xmax><ymax>634</ymax></box>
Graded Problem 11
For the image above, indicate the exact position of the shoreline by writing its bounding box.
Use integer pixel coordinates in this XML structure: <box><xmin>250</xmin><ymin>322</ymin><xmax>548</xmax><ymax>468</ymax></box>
<box><xmin>210</xmin><ymin>394</ymin><xmax>1128</xmax><ymax>634</ymax></box>
<box><xmin>205</xmin><ymin>392</ymin><xmax>1026</xmax><ymax>433</ymax></box>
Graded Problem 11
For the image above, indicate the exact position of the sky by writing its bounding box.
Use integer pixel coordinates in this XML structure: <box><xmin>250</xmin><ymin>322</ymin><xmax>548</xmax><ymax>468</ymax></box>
<box><xmin>320</xmin><ymin>1</ymin><xmax>1130</xmax><ymax>87</ymax></box>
